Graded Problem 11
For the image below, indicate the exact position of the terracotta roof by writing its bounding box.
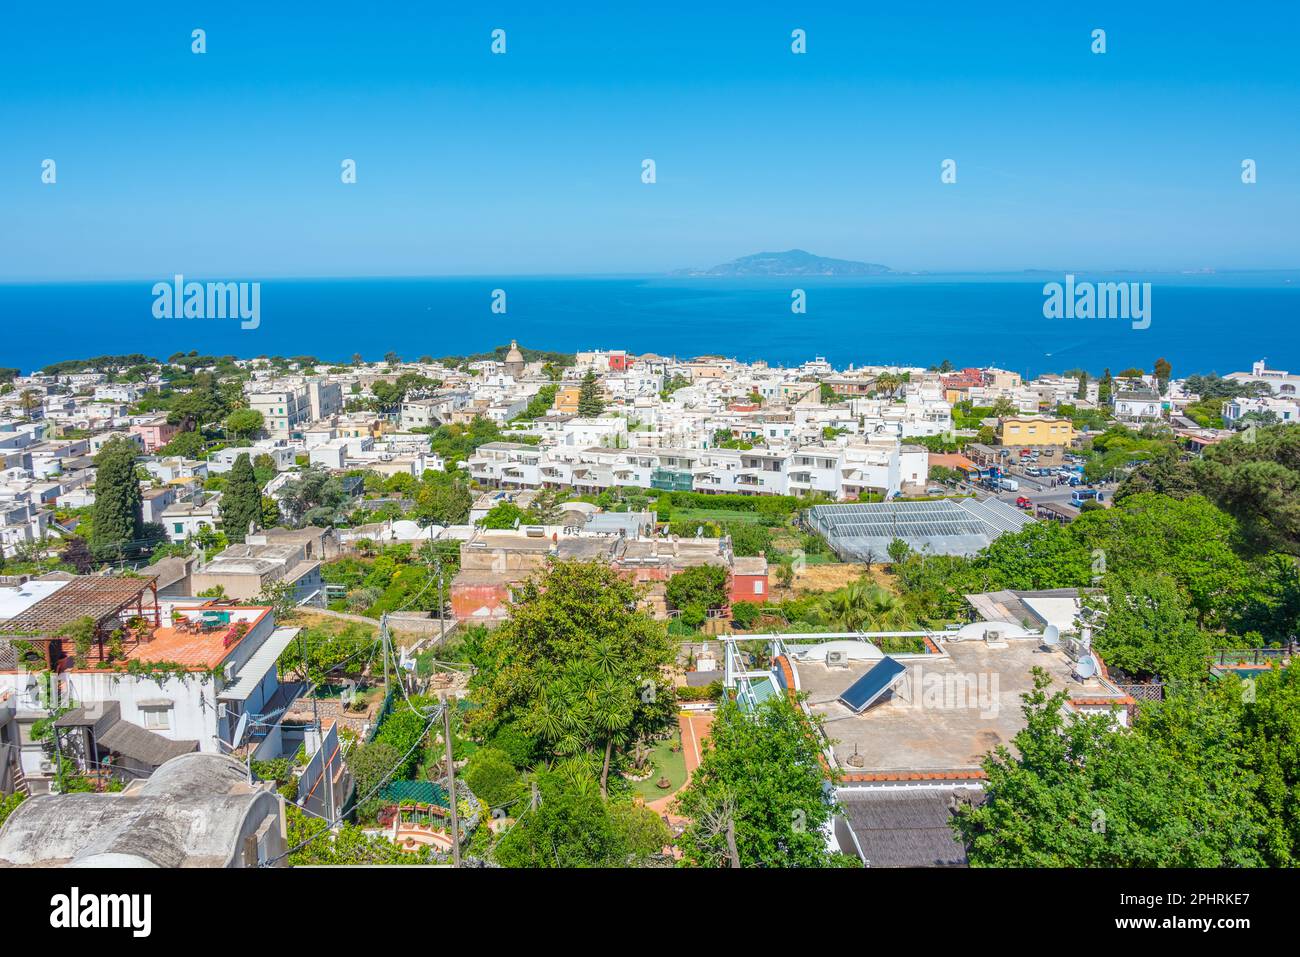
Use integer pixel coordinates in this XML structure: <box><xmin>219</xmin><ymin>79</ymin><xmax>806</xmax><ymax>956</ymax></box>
<box><xmin>124</xmin><ymin>608</ymin><xmax>270</xmax><ymax>670</ymax></box>
<box><xmin>841</xmin><ymin>769</ymin><xmax>988</xmax><ymax>782</ymax></box>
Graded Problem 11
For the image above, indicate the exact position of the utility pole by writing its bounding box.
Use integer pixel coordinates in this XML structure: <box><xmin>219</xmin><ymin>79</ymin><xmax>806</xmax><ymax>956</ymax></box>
<box><xmin>434</xmin><ymin>552</ymin><xmax>445</xmax><ymax>645</ymax></box>
<box><xmin>442</xmin><ymin>696</ymin><xmax>460</xmax><ymax>867</ymax></box>
<box><xmin>381</xmin><ymin>613</ymin><xmax>390</xmax><ymax>693</ymax></box>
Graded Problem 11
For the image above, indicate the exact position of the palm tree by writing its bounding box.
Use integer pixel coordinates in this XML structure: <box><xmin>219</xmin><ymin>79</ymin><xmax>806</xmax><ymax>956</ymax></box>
<box><xmin>589</xmin><ymin>676</ymin><xmax>634</xmax><ymax>799</ymax></box>
<box><xmin>873</xmin><ymin>373</ymin><xmax>901</xmax><ymax>399</ymax></box>
<box><xmin>820</xmin><ymin>581</ymin><xmax>872</xmax><ymax>631</ymax></box>
<box><xmin>821</xmin><ymin>579</ymin><xmax>912</xmax><ymax>633</ymax></box>
<box><xmin>863</xmin><ymin>586</ymin><xmax>912</xmax><ymax>631</ymax></box>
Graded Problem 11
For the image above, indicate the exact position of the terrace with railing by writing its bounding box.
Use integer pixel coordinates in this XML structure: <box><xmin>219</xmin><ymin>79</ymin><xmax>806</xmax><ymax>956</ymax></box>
<box><xmin>0</xmin><ymin>575</ymin><xmax>161</xmax><ymax>671</ymax></box>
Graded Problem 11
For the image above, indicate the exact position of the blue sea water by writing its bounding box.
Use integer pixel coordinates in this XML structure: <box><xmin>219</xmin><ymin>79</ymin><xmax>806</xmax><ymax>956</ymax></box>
<box><xmin>1</xmin><ymin>274</ymin><xmax>1298</xmax><ymax>377</ymax></box>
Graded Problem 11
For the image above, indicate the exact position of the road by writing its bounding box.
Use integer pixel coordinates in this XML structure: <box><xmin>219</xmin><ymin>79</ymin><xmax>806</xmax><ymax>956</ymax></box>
<box><xmin>948</xmin><ymin>473</ymin><xmax>1115</xmax><ymax>510</ymax></box>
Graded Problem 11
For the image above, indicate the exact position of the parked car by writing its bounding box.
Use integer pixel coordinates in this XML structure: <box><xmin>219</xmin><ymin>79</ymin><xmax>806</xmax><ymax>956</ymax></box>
<box><xmin>925</xmin><ymin>487</ymin><xmax>947</xmax><ymax>495</ymax></box>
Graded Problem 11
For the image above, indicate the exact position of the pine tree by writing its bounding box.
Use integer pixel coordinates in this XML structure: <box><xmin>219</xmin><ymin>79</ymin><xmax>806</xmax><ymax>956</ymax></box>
<box><xmin>221</xmin><ymin>453</ymin><xmax>262</xmax><ymax>544</ymax></box>
<box><xmin>577</xmin><ymin>369</ymin><xmax>604</xmax><ymax>416</ymax></box>
<box><xmin>91</xmin><ymin>437</ymin><xmax>142</xmax><ymax>559</ymax></box>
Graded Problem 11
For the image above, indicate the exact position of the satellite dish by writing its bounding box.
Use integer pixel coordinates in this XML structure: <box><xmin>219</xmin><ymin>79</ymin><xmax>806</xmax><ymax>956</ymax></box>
<box><xmin>1073</xmin><ymin>655</ymin><xmax>1098</xmax><ymax>680</ymax></box>
<box><xmin>232</xmin><ymin>711</ymin><xmax>249</xmax><ymax>748</ymax></box>
<box><xmin>1042</xmin><ymin>625</ymin><xmax>1061</xmax><ymax>647</ymax></box>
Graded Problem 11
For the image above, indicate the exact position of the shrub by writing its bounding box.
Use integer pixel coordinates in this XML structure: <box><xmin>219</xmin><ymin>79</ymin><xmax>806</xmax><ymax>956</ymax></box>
<box><xmin>486</xmin><ymin>722</ymin><xmax>538</xmax><ymax>769</ymax></box>
<box><xmin>348</xmin><ymin>741</ymin><xmax>402</xmax><ymax>820</ymax></box>
<box><xmin>680</xmin><ymin>604</ymin><xmax>707</xmax><ymax>628</ymax></box>
<box><xmin>730</xmin><ymin>601</ymin><xmax>762</xmax><ymax>630</ymax></box>
<box><xmin>464</xmin><ymin>747</ymin><xmax>523</xmax><ymax>808</ymax></box>
<box><xmin>676</xmin><ymin>682</ymin><xmax>723</xmax><ymax>702</ymax></box>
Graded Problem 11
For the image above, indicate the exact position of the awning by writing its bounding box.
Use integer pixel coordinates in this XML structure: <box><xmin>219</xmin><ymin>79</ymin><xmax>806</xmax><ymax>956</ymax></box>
<box><xmin>98</xmin><ymin>720</ymin><xmax>198</xmax><ymax>768</ymax></box>
<box><xmin>54</xmin><ymin>701</ymin><xmax>121</xmax><ymax>737</ymax></box>
<box><xmin>217</xmin><ymin>627</ymin><xmax>300</xmax><ymax>702</ymax></box>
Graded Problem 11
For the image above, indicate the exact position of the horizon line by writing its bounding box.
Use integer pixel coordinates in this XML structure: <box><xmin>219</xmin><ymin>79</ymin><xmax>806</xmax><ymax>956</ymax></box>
<box><xmin>3</xmin><ymin>266</ymin><xmax>1300</xmax><ymax>285</ymax></box>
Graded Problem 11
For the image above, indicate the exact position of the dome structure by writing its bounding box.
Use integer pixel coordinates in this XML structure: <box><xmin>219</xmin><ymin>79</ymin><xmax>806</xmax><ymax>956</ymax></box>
<box><xmin>503</xmin><ymin>339</ymin><xmax>525</xmax><ymax>378</ymax></box>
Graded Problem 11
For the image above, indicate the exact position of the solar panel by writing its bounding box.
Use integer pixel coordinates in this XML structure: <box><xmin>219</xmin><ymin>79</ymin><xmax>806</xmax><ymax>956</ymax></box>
<box><xmin>837</xmin><ymin>657</ymin><xmax>907</xmax><ymax>713</ymax></box>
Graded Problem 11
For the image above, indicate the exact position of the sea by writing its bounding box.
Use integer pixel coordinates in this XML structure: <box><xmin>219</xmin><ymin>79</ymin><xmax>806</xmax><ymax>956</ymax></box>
<box><xmin>2</xmin><ymin>273</ymin><xmax>1298</xmax><ymax>378</ymax></box>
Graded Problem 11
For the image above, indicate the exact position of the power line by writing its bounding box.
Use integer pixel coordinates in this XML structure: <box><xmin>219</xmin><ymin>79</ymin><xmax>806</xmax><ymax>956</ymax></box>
<box><xmin>261</xmin><ymin>703</ymin><xmax>443</xmax><ymax>867</ymax></box>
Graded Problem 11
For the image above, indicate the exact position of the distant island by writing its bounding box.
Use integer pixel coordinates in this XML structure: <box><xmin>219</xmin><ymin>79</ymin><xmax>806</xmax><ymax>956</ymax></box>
<box><xmin>670</xmin><ymin>249</ymin><xmax>893</xmax><ymax>277</ymax></box>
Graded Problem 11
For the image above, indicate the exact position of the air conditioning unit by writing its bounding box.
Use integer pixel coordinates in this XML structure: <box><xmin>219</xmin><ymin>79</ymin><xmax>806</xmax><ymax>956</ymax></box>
<box><xmin>40</xmin><ymin>760</ymin><xmax>56</xmax><ymax>774</ymax></box>
<box><xmin>826</xmin><ymin>650</ymin><xmax>848</xmax><ymax>667</ymax></box>
<box><xmin>984</xmin><ymin>628</ymin><xmax>1009</xmax><ymax>648</ymax></box>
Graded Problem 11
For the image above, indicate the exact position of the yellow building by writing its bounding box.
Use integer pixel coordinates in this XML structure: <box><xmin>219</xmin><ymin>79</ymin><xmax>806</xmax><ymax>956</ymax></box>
<box><xmin>554</xmin><ymin>386</ymin><xmax>582</xmax><ymax>415</ymax></box>
<box><xmin>998</xmin><ymin>415</ymin><xmax>1075</xmax><ymax>446</ymax></box>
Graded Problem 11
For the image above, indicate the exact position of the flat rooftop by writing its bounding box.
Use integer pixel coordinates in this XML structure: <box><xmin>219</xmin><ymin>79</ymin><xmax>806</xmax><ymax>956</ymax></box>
<box><xmin>790</xmin><ymin>636</ymin><xmax>1125</xmax><ymax>776</ymax></box>
<box><xmin>124</xmin><ymin>607</ymin><xmax>271</xmax><ymax>670</ymax></box>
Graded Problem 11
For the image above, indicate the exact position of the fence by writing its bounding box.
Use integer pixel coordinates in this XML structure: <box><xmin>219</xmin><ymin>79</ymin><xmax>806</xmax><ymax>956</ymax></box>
<box><xmin>1116</xmin><ymin>682</ymin><xmax>1164</xmax><ymax>702</ymax></box>
<box><xmin>1207</xmin><ymin>645</ymin><xmax>1295</xmax><ymax>666</ymax></box>
<box><xmin>364</xmin><ymin>688</ymin><xmax>396</xmax><ymax>743</ymax></box>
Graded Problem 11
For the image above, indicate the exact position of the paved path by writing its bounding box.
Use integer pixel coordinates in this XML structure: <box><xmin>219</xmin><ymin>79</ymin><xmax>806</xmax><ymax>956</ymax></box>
<box><xmin>646</xmin><ymin>711</ymin><xmax>714</xmax><ymax>817</ymax></box>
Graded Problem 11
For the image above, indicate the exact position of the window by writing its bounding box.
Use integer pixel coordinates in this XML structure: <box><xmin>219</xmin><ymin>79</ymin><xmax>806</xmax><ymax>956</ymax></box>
<box><xmin>753</xmin><ymin>580</ymin><xmax>765</xmax><ymax>595</ymax></box>
<box><xmin>173</xmin><ymin>523</ymin><xmax>184</xmax><ymax>534</ymax></box>
<box><xmin>140</xmin><ymin>705</ymin><xmax>172</xmax><ymax>730</ymax></box>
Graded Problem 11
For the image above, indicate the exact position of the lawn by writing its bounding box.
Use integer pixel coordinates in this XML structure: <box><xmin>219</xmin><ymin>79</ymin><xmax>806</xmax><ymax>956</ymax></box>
<box><xmin>671</xmin><ymin>507</ymin><xmax>774</xmax><ymax>525</ymax></box>
<box><xmin>626</xmin><ymin>735</ymin><xmax>688</xmax><ymax>802</ymax></box>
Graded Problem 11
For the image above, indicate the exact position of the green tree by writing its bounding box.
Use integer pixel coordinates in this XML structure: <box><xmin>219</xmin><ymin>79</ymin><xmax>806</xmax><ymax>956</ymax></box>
<box><xmin>974</xmin><ymin>520</ymin><xmax>1092</xmax><ymax>591</ymax></box>
<box><xmin>1072</xmin><ymin>492</ymin><xmax>1249</xmax><ymax>628</ymax></box>
<box><xmin>0</xmin><ymin>791</ymin><xmax>25</xmax><ymax>830</ymax></box>
<box><xmin>665</xmin><ymin>565</ymin><xmax>728</xmax><ymax>613</ymax></box>
<box><xmin>1112</xmin><ymin>447</ymin><xmax>1199</xmax><ymax>502</ymax></box>
<box><xmin>463</xmin><ymin>747</ymin><xmax>523</xmax><ymax>808</ymax></box>
<box><xmin>220</xmin><ymin>453</ymin><xmax>262</xmax><ymax>544</ymax></box>
<box><xmin>886</xmin><ymin>537</ymin><xmax>910</xmax><ymax>566</ymax></box>
<box><xmin>412</xmin><ymin>472</ymin><xmax>471</xmax><ymax>526</ymax></box>
<box><xmin>1194</xmin><ymin>424</ymin><xmax>1300</xmax><ymax>555</ymax></box>
<box><xmin>347</xmin><ymin>741</ymin><xmax>402</xmax><ymax>821</ymax></box>
<box><xmin>158</xmin><ymin>429</ymin><xmax>206</xmax><ymax>458</ymax></box>
<box><xmin>953</xmin><ymin>670</ymin><xmax>1265</xmax><ymax>867</ymax></box>
<box><xmin>478</xmin><ymin>501</ymin><xmax>526</xmax><ymax>529</ymax></box>
<box><xmin>675</xmin><ymin>698</ymin><xmax>851</xmax><ymax>868</ymax></box>
<box><xmin>285</xmin><ymin>803</ymin><xmax>431</xmax><ymax>865</ymax></box>
<box><xmin>91</xmin><ymin>437</ymin><xmax>143</xmax><ymax>558</ymax></box>
<box><xmin>1153</xmin><ymin>357</ymin><xmax>1172</xmax><ymax>392</ymax></box>
<box><xmin>577</xmin><ymin>368</ymin><xmax>604</xmax><ymax>416</ymax></box>
<box><xmin>1233</xmin><ymin>664</ymin><xmax>1300</xmax><ymax>864</ymax></box>
<box><xmin>493</xmin><ymin>769</ymin><xmax>652</xmax><ymax>867</ymax></box>
<box><xmin>469</xmin><ymin>561</ymin><xmax>675</xmax><ymax>797</ymax></box>
<box><xmin>224</xmin><ymin>408</ymin><xmax>264</xmax><ymax>441</ymax></box>
<box><xmin>1088</xmin><ymin>571</ymin><xmax>1214</xmax><ymax>682</ymax></box>
<box><xmin>819</xmin><ymin>579</ymin><xmax>912</xmax><ymax>632</ymax></box>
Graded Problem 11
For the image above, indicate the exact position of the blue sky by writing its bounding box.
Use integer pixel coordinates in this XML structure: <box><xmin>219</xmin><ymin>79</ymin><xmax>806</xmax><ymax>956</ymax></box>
<box><xmin>2</xmin><ymin>2</ymin><xmax>1297</xmax><ymax>279</ymax></box>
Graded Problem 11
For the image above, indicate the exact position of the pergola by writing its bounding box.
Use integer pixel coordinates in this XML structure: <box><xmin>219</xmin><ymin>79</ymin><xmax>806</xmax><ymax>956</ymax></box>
<box><xmin>0</xmin><ymin>576</ymin><xmax>160</xmax><ymax>669</ymax></box>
